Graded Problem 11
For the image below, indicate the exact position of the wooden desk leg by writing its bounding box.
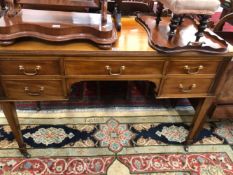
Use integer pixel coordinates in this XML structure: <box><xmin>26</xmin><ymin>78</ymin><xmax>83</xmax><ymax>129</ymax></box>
<box><xmin>1</xmin><ymin>102</ymin><xmax>30</xmax><ymax>157</ymax></box>
<box><xmin>185</xmin><ymin>97</ymin><xmax>214</xmax><ymax>151</ymax></box>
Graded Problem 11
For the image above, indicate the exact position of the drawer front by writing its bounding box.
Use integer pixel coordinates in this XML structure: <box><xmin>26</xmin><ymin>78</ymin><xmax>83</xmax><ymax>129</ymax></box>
<box><xmin>160</xmin><ymin>78</ymin><xmax>213</xmax><ymax>97</ymax></box>
<box><xmin>0</xmin><ymin>60</ymin><xmax>61</xmax><ymax>75</ymax></box>
<box><xmin>166</xmin><ymin>60</ymin><xmax>220</xmax><ymax>75</ymax></box>
<box><xmin>3</xmin><ymin>80</ymin><xmax>64</xmax><ymax>100</ymax></box>
<box><xmin>64</xmin><ymin>60</ymin><xmax>164</xmax><ymax>75</ymax></box>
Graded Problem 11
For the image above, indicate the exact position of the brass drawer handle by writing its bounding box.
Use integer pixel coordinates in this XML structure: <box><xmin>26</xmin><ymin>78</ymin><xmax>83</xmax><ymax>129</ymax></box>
<box><xmin>24</xmin><ymin>86</ymin><xmax>44</xmax><ymax>96</ymax></box>
<box><xmin>179</xmin><ymin>83</ymin><xmax>196</xmax><ymax>93</ymax></box>
<box><xmin>19</xmin><ymin>65</ymin><xmax>41</xmax><ymax>76</ymax></box>
<box><xmin>105</xmin><ymin>65</ymin><xmax>126</xmax><ymax>76</ymax></box>
<box><xmin>183</xmin><ymin>65</ymin><xmax>204</xmax><ymax>74</ymax></box>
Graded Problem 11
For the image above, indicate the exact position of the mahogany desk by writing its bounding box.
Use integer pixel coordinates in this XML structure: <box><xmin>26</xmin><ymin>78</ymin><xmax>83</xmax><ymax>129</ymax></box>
<box><xmin>0</xmin><ymin>17</ymin><xmax>232</xmax><ymax>157</ymax></box>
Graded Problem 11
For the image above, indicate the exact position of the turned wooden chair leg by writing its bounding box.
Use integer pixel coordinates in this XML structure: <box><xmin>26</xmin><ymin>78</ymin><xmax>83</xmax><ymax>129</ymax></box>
<box><xmin>155</xmin><ymin>1</ymin><xmax>164</xmax><ymax>25</ymax></box>
<box><xmin>36</xmin><ymin>102</ymin><xmax>41</xmax><ymax>111</ymax></box>
<box><xmin>126</xmin><ymin>81</ymin><xmax>132</xmax><ymax>100</ymax></box>
<box><xmin>79</xmin><ymin>82</ymin><xmax>85</xmax><ymax>101</ymax></box>
<box><xmin>169</xmin><ymin>14</ymin><xmax>181</xmax><ymax>40</ymax></box>
<box><xmin>144</xmin><ymin>82</ymin><xmax>150</xmax><ymax>98</ymax></box>
<box><xmin>113</xmin><ymin>0</ymin><xmax>122</xmax><ymax>31</ymax></box>
<box><xmin>179</xmin><ymin>15</ymin><xmax>184</xmax><ymax>25</ymax></box>
<box><xmin>195</xmin><ymin>15</ymin><xmax>210</xmax><ymax>42</ymax></box>
<box><xmin>101</xmin><ymin>0</ymin><xmax>107</xmax><ymax>25</ymax></box>
<box><xmin>170</xmin><ymin>99</ymin><xmax>179</xmax><ymax>108</ymax></box>
<box><xmin>97</xmin><ymin>81</ymin><xmax>101</xmax><ymax>100</ymax></box>
<box><xmin>0</xmin><ymin>0</ymin><xmax>6</xmax><ymax>10</ymax></box>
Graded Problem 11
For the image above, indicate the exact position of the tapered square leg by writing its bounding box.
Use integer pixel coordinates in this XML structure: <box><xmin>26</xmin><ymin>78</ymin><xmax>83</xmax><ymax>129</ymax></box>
<box><xmin>1</xmin><ymin>102</ymin><xmax>30</xmax><ymax>157</ymax></box>
<box><xmin>185</xmin><ymin>97</ymin><xmax>214</xmax><ymax>145</ymax></box>
<box><xmin>155</xmin><ymin>1</ymin><xmax>164</xmax><ymax>26</ymax></box>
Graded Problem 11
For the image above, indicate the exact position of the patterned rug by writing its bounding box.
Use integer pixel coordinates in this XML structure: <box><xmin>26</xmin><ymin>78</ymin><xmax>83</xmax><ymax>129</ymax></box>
<box><xmin>0</xmin><ymin>119</ymin><xmax>232</xmax><ymax>149</ymax></box>
<box><xmin>0</xmin><ymin>117</ymin><xmax>232</xmax><ymax>175</ymax></box>
<box><xmin>0</xmin><ymin>152</ymin><xmax>232</xmax><ymax>175</ymax></box>
<box><xmin>0</xmin><ymin>82</ymin><xmax>232</xmax><ymax>175</ymax></box>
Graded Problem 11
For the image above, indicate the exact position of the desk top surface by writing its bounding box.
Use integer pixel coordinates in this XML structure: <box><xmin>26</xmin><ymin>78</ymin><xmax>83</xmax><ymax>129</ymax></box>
<box><xmin>0</xmin><ymin>17</ymin><xmax>232</xmax><ymax>57</ymax></box>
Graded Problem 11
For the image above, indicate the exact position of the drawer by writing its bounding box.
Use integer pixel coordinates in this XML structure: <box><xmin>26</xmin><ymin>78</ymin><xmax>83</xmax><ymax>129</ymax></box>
<box><xmin>166</xmin><ymin>60</ymin><xmax>220</xmax><ymax>75</ymax></box>
<box><xmin>2</xmin><ymin>80</ymin><xmax>64</xmax><ymax>100</ymax></box>
<box><xmin>160</xmin><ymin>78</ymin><xmax>214</xmax><ymax>97</ymax></box>
<box><xmin>64</xmin><ymin>60</ymin><xmax>164</xmax><ymax>75</ymax></box>
<box><xmin>0</xmin><ymin>60</ymin><xmax>61</xmax><ymax>75</ymax></box>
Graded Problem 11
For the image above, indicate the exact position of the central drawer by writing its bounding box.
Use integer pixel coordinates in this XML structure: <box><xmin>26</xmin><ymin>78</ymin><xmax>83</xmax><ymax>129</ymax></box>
<box><xmin>2</xmin><ymin>80</ymin><xmax>65</xmax><ymax>100</ymax></box>
<box><xmin>64</xmin><ymin>60</ymin><xmax>164</xmax><ymax>76</ymax></box>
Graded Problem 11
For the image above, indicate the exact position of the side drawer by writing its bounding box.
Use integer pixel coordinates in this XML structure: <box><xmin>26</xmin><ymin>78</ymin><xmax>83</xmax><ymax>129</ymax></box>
<box><xmin>166</xmin><ymin>60</ymin><xmax>220</xmax><ymax>75</ymax></box>
<box><xmin>0</xmin><ymin>60</ymin><xmax>61</xmax><ymax>75</ymax></box>
<box><xmin>160</xmin><ymin>78</ymin><xmax>214</xmax><ymax>97</ymax></box>
<box><xmin>64</xmin><ymin>60</ymin><xmax>164</xmax><ymax>75</ymax></box>
<box><xmin>2</xmin><ymin>80</ymin><xmax>65</xmax><ymax>100</ymax></box>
